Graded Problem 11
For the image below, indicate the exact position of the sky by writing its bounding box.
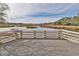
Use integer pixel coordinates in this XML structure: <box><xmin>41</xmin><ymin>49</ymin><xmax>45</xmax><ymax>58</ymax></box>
<box><xmin>7</xmin><ymin>3</ymin><xmax>79</xmax><ymax>24</ymax></box>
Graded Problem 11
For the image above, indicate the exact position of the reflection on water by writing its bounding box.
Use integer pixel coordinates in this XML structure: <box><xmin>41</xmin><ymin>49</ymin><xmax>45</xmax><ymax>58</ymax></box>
<box><xmin>31</xmin><ymin>26</ymin><xmax>55</xmax><ymax>30</ymax></box>
<box><xmin>0</xmin><ymin>26</ymin><xmax>56</xmax><ymax>32</ymax></box>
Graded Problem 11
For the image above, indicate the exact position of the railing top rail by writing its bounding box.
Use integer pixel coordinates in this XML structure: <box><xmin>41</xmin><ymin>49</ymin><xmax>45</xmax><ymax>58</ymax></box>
<box><xmin>61</xmin><ymin>29</ymin><xmax>79</xmax><ymax>35</ymax></box>
<box><xmin>15</xmin><ymin>29</ymin><xmax>58</xmax><ymax>32</ymax></box>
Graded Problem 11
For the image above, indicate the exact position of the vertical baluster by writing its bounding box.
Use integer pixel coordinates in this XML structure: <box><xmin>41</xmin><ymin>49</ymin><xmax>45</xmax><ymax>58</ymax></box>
<box><xmin>15</xmin><ymin>31</ymin><xmax>18</xmax><ymax>39</ymax></box>
<box><xmin>20</xmin><ymin>30</ymin><xmax>23</xmax><ymax>39</ymax></box>
<box><xmin>58</xmin><ymin>30</ymin><xmax>61</xmax><ymax>39</ymax></box>
<box><xmin>44</xmin><ymin>30</ymin><xmax>46</xmax><ymax>39</ymax></box>
<box><xmin>34</xmin><ymin>30</ymin><xmax>36</xmax><ymax>39</ymax></box>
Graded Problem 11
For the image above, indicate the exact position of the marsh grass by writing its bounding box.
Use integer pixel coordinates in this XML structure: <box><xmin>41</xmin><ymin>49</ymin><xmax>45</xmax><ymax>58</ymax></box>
<box><xmin>40</xmin><ymin>25</ymin><xmax>79</xmax><ymax>32</ymax></box>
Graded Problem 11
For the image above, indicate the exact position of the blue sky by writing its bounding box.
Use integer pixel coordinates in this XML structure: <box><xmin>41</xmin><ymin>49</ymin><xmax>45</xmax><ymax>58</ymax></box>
<box><xmin>7</xmin><ymin>3</ymin><xmax>79</xmax><ymax>24</ymax></box>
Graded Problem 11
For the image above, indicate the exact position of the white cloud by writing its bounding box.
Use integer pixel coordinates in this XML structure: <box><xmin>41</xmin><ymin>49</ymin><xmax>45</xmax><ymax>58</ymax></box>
<box><xmin>8</xmin><ymin>3</ymin><xmax>76</xmax><ymax>17</ymax></box>
<box><xmin>7</xmin><ymin>3</ymin><xmax>33</xmax><ymax>17</ymax></box>
<box><xmin>6</xmin><ymin>3</ymin><xmax>78</xmax><ymax>23</ymax></box>
<box><xmin>55</xmin><ymin>4</ymin><xmax>77</xmax><ymax>14</ymax></box>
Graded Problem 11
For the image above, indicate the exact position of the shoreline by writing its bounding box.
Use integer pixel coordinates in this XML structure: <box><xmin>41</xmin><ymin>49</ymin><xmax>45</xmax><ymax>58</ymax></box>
<box><xmin>39</xmin><ymin>25</ymin><xmax>79</xmax><ymax>32</ymax></box>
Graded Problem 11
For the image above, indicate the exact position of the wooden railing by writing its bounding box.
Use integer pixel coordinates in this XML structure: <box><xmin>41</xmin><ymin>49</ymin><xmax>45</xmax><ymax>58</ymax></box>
<box><xmin>0</xmin><ymin>31</ymin><xmax>16</xmax><ymax>43</ymax></box>
<box><xmin>0</xmin><ymin>29</ymin><xmax>79</xmax><ymax>44</ymax></box>
<box><xmin>60</xmin><ymin>30</ymin><xmax>79</xmax><ymax>43</ymax></box>
<box><xmin>16</xmin><ymin>30</ymin><xmax>59</xmax><ymax>39</ymax></box>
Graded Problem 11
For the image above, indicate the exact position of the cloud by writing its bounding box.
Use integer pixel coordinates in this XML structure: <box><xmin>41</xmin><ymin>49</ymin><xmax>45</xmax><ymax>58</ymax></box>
<box><xmin>7</xmin><ymin>3</ymin><xmax>33</xmax><ymax>17</ymax></box>
<box><xmin>54</xmin><ymin>4</ymin><xmax>77</xmax><ymax>14</ymax></box>
<box><xmin>7</xmin><ymin>3</ymin><xmax>79</xmax><ymax>23</ymax></box>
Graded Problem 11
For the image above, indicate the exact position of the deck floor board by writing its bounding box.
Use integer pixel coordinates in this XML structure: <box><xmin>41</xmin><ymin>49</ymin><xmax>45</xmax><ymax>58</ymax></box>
<box><xmin>0</xmin><ymin>39</ymin><xmax>79</xmax><ymax>56</ymax></box>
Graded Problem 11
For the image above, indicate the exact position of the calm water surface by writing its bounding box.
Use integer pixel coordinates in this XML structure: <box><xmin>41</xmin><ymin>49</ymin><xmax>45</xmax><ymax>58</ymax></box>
<box><xmin>0</xmin><ymin>26</ymin><xmax>57</xmax><ymax>32</ymax></box>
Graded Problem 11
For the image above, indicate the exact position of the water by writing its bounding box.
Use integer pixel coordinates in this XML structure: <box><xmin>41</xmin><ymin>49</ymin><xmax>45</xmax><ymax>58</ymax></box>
<box><xmin>0</xmin><ymin>26</ymin><xmax>56</xmax><ymax>32</ymax></box>
<box><xmin>30</xmin><ymin>26</ymin><xmax>55</xmax><ymax>31</ymax></box>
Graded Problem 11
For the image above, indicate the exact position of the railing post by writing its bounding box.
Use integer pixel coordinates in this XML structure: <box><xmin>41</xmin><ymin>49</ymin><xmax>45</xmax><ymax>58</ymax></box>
<box><xmin>15</xmin><ymin>31</ymin><xmax>18</xmax><ymax>39</ymax></box>
<box><xmin>58</xmin><ymin>30</ymin><xmax>61</xmax><ymax>39</ymax></box>
<box><xmin>34</xmin><ymin>30</ymin><xmax>36</xmax><ymax>39</ymax></box>
<box><xmin>44</xmin><ymin>30</ymin><xmax>46</xmax><ymax>39</ymax></box>
<box><xmin>20</xmin><ymin>30</ymin><xmax>23</xmax><ymax>39</ymax></box>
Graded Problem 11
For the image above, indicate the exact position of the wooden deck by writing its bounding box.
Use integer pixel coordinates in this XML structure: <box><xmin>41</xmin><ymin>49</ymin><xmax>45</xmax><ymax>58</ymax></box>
<box><xmin>0</xmin><ymin>29</ymin><xmax>79</xmax><ymax>56</ymax></box>
<box><xmin>0</xmin><ymin>38</ymin><xmax>79</xmax><ymax>56</ymax></box>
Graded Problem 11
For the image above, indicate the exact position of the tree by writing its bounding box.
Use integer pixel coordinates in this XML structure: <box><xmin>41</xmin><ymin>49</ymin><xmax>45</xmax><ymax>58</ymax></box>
<box><xmin>0</xmin><ymin>3</ymin><xmax>9</xmax><ymax>23</ymax></box>
<box><xmin>56</xmin><ymin>21</ymin><xmax>62</xmax><ymax>25</ymax></box>
<box><xmin>65</xmin><ymin>23</ymin><xmax>72</xmax><ymax>25</ymax></box>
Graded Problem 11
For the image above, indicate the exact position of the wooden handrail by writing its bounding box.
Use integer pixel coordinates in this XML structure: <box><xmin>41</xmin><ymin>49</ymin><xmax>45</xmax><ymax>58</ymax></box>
<box><xmin>16</xmin><ymin>30</ymin><xmax>59</xmax><ymax>39</ymax></box>
<box><xmin>61</xmin><ymin>29</ymin><xmax>79</xmax><ymax>43</ymax></box>
<box><xmin>1</xmin><ymin>29</ymin><xmax>79</xmax><ymax>43</ymax></box>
